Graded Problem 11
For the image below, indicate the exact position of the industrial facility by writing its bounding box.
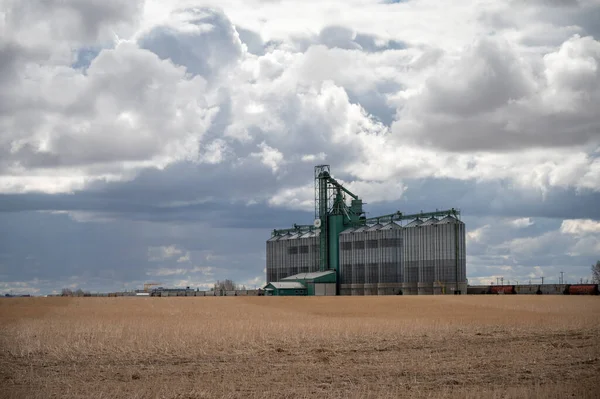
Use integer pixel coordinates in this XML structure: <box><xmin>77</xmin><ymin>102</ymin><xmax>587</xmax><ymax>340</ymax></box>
<box><xmin>266</xmin><ymin>165</ymin><xmax>467</xmax><ymax>295</ymax></box>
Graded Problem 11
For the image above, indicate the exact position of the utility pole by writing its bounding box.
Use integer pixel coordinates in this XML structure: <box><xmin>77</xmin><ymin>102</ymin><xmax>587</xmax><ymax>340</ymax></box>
<box><xmin>560</xmin><ymin>271</ymin><xmax>564</xmax><ymax>285</ymax></box>
<box><xmin>496</xmin><ymin>277</ymin><xmax>500</xmax><ymax>285</ymax></box>
<box><xmin>501</xmin><ymin>277</ymin><xmax>504</xmax><ymax>285</ymax></box>
<box><xmin>541</xmin><ymin>276</ymin><xmax>544</xmax><ymax>285</ymax></box>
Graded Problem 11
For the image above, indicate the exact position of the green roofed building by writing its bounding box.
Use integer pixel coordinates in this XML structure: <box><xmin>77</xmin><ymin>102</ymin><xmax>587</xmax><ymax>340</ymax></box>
<box><xmin>263</xmin><ymin>282</ymin><xmax>307</xmax><ymax>296</ymax></box>
<box><xmin>281</xmin><ymin>270</ymin><xmax>336</xmax><ymax>296</ymax></box>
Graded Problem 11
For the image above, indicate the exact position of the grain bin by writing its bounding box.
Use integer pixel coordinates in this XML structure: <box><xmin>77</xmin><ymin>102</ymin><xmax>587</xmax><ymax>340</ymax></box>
<box><xmin>402</xmin><ymin>219</ymin><xmax>423</xmax><ymax>295</ymax></box>
<box><xmin>364</xmin><ymin>224</ymin><xmax>382</xmax><ymax>295</ymax></box>
<box><xmin>418</xmin><ymin>217</ymin><xmax>438</xmax><ymax>295</ymax></box>
<box><xmin>351</xmin><ymin>225</ymin><xmax>368</xmax><ymax>294</ymax></box>
<box><xmin>339</xmin><ymin>227</ymin><xmax>355</xmax><ymax>288</ymax></box>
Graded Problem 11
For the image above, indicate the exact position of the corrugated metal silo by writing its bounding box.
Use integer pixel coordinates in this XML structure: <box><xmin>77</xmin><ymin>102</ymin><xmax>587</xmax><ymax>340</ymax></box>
<box><xmin>378</xmin><ymin>222</ymin><xmax>403</xmax><ymax>295</ymax></box>
<box><xmin>266</xmin><ymin>235</ymin><xmax>280</xmax><ymax>283</ymax></box>
<box><xmin>278</xmin><ymin>233</ymin><xmax>297</xmax><ymax>280</ymax></box>
<box><xmin>435</xmin><ymin>216</ymin><xmax>467</xmax><ymax>294</ymax></box>
<box><xmin>364</xmin><ymin>224</ymin><xmax>382</xmax><ymax>295</ymax></box>
<box><xmin>339</xmin><ymin>227</ymin><xmax>355</xmax><ymax>295</ymax></box>
<box><xmin>310</xmin><ymin>230</ymin><xmax>320</xmax><ymax>273</ymax></box>
<box><xmin>418</xmin><ymin>217</ymin><xmax>438</xmax><ymax>295</ymax></box>
<box><xmin>351</xmin><ymin>225</ymin><xmax>367</xmax><ymax>295</ymax></box>
<box><xmin>298</xmin><ymin>231</ymin><xmax>312</xmax><ymax>274</ymax></box>
<box><xmin>402</xmin><ymin>219</ymin><xmax>423</xmax><ymax>295</ymax></box>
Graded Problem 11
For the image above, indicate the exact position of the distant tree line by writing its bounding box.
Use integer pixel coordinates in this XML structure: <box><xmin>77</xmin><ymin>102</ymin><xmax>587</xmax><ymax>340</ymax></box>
<box><xmin>61</xmin><ymin>288</ymin><xmax>91</xmax><ymax>297</ymax></box>
<box><xmin>210</xmin><ymin>279</ymin><xmax>246</xmax><ymax>291</ymax></box>
<box><xmin>593</xmin><ymin>260</ymin><xmax>600</xmax><ymax>284</ymax></box>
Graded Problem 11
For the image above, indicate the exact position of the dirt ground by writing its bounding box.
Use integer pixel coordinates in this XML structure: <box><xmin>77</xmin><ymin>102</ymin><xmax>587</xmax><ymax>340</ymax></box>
<box><xmin>0</xmin><ymin>296</ymin><xmax>599</xmax><ymax>398</ymax></box>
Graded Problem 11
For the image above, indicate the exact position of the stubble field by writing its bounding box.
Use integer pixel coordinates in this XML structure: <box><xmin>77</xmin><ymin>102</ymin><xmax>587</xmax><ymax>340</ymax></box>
<box><xmin>0</xmin><ymin>296</ymin><xmax>599</xmax><ymax>399</ymax></box>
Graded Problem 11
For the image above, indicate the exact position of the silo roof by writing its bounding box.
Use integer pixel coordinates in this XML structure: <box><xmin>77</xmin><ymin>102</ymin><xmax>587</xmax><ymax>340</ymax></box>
<box><xmin>421</xmin><ymin>217</ymin><xmax>439</xmax><ymax>226</ymax></box>
<box><xmin>437</xmin><ymin>215</ymin><xmax>461</xmax><ymax>224</ymax></box>
<box><xmin>405</xmin><ymin>219</ymin><xmax>424</xmax><ymax>227</ymax></box>
<box><xmin>367</xmin><ymin>224</ymin><xmax>382</xmax><ymax>231</ymax></box>
<box><xmin>380</xmin><ymin>222</ymin><xmax>402</xmax><ymax>230</ymax></box>
<box><xmin>340</xmin><ymin>227</ymin><xmax>355</xmax><ymax>235</ymax></box>
<box><xmin>267</xmin><ymin>235</ymin><xmax>281</xmax><ymax>242</ymax></box>
<box><xmin>353</xmin><ymin>226</ymin><xmax>368</xmax><ymax>232</ymax></box>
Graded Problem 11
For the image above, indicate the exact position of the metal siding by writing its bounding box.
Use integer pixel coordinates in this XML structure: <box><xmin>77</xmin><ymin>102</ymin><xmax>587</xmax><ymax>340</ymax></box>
<box><xmin>365</xmin><ymin>225</ymin><xmax>380</xmax><ymax>286</ymax></box>
<box><xmin>379</xmin><ymin>223</ymin><xmax>403</xmax><ymax>285</ymax></box>
<box><xmin>418</xmin><ymin>218</ymin><xmax>436</xmax><ymax>295</ymax></box>
<box><xmin>358</xmin><ymin>229</ymin><xmax>367</xmax><ymax>286</ymax></box>
<box><xmin>309</xmin><ymin>232</ymin><xmax>320</xmax><ymax>273</ymax></box>
<box><xmin>315</xmin><ymin>283</ymin><xmax>325</xmax><ymax>296</ymax></box>
<box><xmin>339</xmin><ymin>229</ymin><xmax>353</xmax><ymax>285</ymax></box>
<box><xmin>402</xmin><ymin>220</ymin><xmax>421</xmax><ymax>295</ymax></box>
<box><xmin>324</xmin><ymin>283</ymin><xmax>336</xmax><ymax>295</ymax></box>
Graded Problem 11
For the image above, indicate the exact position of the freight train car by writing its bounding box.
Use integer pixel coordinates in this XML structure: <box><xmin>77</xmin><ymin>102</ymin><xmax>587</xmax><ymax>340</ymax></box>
<box><xmin>489</xmin><ymin>285</ymin><xmax>516</xmax><ymax>295</ymax></box>
<box><xmin>564</xmin><ymin>284</ymin><xmax>599</xmax><ymax>295</ymax></box>
<box><xmin>468</xmin><ymin>283</ymin><xmax>598</xmax><ymax>295</ymax></box>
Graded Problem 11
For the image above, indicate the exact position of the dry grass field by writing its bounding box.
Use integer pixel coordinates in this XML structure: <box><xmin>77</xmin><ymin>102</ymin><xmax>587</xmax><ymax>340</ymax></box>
<box><xmin>0</xmin><ymin>296</ymin><xmax>599</xmax><ymax>399</ymax></box>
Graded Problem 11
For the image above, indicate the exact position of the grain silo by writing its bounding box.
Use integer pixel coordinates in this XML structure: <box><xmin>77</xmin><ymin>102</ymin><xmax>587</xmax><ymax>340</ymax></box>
<box><xmin>377</xmin><ymin>222</ymin><xmax>403</xmax><ymax>295</ymax></box>
<box><xmin>351</xmin><ymin>225</ymin><xmax>367</xmax><ymax>295</ymax></box>
<box><xmin>338</xmin><ymin>227</ymin><xmax>354</xmax><ymax>295</ymax></box>
<box><xmin>364</xmin><ymin>224</ymin><xmax>382</xmax><ymax>295</ymax></box>
<box><xmin>402</xmin><ymin>219</ymin><xmax>422</xmax><ymax>295</ymax></box>
<box><xmin>266</xmin><ymin>165</ymin><xmax>467</xmax><ymax>295</ymax></box>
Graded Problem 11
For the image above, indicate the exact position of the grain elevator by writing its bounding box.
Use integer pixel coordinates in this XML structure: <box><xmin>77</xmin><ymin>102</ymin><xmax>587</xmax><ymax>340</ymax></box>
<box><xmin>266</xmin><ymin>165</ymin><xmax>467</xmax><ymax>295</ymax></box>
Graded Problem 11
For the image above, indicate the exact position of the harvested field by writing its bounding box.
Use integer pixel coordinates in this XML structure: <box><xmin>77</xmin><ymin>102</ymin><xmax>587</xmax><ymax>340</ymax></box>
<box><xmin>1</xmin><ymin>296</ymin><xmax>599</xmax><ymax>398</ymax></box>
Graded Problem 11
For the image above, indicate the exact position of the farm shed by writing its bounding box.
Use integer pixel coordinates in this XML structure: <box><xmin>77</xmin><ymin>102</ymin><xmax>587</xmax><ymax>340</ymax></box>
<box><xmin>281</xmin><ymin>270</ymin><xmax>337</xmax><ymax>296</ymax></box>
<box><xmin>263</xmin><ymin>282</ymin><xmax>307</xmax><ymax>296</ymax></box>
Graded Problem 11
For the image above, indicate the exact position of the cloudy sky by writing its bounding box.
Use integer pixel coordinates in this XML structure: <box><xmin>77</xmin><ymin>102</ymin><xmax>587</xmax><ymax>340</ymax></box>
<box><xmin>1</xmin><ymin>0</ymin><xmax>599</xmax><ymax>295</ymax></box>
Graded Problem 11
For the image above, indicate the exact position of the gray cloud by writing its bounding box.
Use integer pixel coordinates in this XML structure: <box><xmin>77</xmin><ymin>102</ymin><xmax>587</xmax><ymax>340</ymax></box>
<box><xmin>2</xmin><ymin>174</ymin><xmax>599</xmax><ymax>293</ymax></box>
<box><xmin>138</xmin><ymin>8</ymin><xmax>243</xmax><ymax>81</ymax></box>
<box><xmin>235</xmin><ymin>27</ymin><xmax>266</xmax><ymax>55</ymax></box>
<box><xmin>3</xmin><ymin>0</ymin><xmax>143</xmax><ymax>44</ymax></box>
<box><xmin>392</xmin><ymin>35</ymin><xmax>600</xmax><ymax>151</ymax></box>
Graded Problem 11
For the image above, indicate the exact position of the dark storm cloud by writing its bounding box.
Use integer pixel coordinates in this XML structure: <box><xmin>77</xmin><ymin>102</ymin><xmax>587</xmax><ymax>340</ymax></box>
<box><xmin>3</xmin><ymin>166</ymin><xmax>599</xmax><ymax>224</ymax></box>
<box><xmin>398</xmin><ymin>178</ymin><xmax>600</xmax><ymax>220</ymax></box>
<box><xmin>2</xmin><ymin>169</ymin><xmax>599</xmax><ymax>294</ymax></box>
<box><xmin>0</xmin><ymin>160</ymin><xmax>312</xmax><ymax>228</ymax></box>
<box><xmin>0</xmin><ymin>210</ymin><xmax>270</xmax><ymax>293</ymax></box>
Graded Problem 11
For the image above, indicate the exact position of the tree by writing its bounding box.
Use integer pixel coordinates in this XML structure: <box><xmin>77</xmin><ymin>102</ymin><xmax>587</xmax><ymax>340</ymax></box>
<box><xmin>213</xmin><ymin>279</ymin><xmax>239</xmax><ymax>291</ymax></box>
<box><xmin>592</xmin><ymin>260</ymin><xmax>600</xmax><ymax>284</ymax></box>
<box><xmin>61</xmin><ymin>288</ymin><xmax>90</xmax><ymax>297</ymax></box>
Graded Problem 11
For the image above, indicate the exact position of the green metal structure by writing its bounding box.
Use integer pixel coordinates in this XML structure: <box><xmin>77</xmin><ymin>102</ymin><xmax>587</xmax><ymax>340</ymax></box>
<box><xmin>263</xmin><ymin>282</ymin><xmax>307</xmax><ymax>296</ymax></box>
<box><xmin>281</xmin><ymin>271</ymin><xmax>337</xmax><ymax>296</ymax></box>
<box><xmin>270</xmin><ymin>165</ymin><xmax>462</xmax><ymax>294</ymax></box>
